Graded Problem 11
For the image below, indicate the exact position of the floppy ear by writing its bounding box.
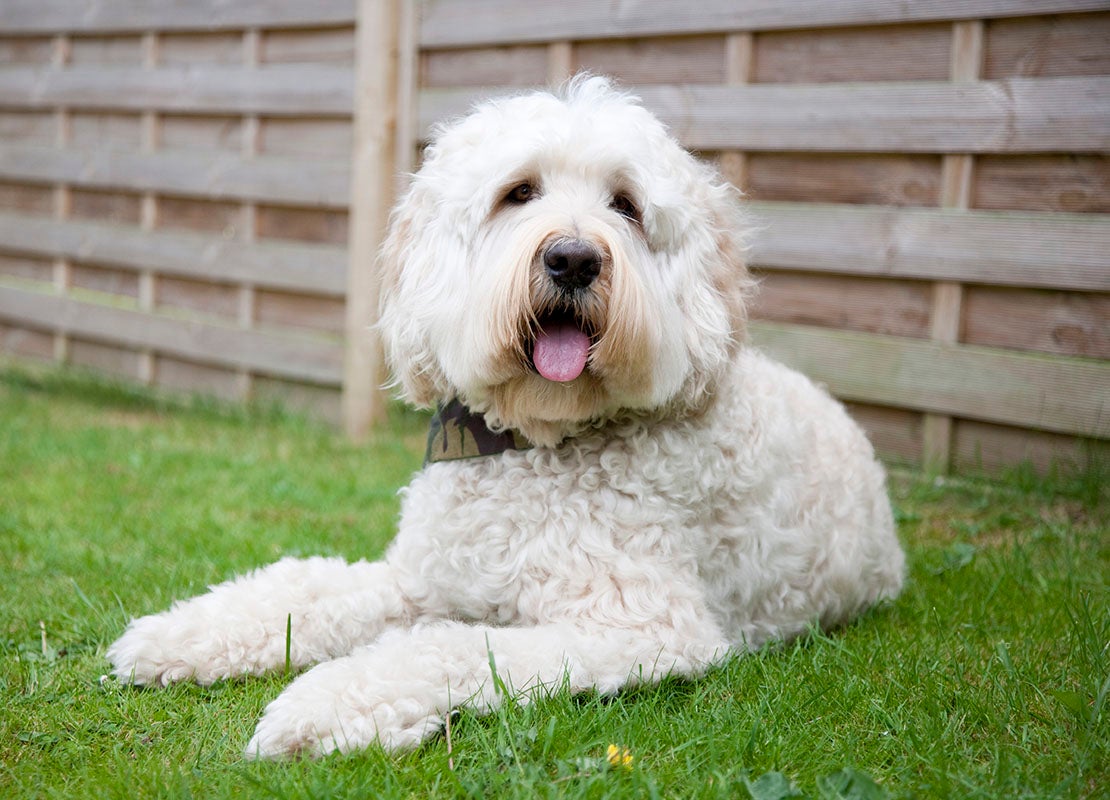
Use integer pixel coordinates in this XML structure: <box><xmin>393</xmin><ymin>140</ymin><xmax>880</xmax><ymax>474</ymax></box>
<box><xmin>376</xmin><ymin>183</ymin><xmax>449</xmax><ymax>408</ymax></box>
<box><xmin>669</xmin><ymin>174</ymin><xmax>755</xmax><ymax>411</ymax></box>
<box><xmin>707</xmin><ymin>182</ymin><xmax>753</xmax><ymax>352</ymax></box>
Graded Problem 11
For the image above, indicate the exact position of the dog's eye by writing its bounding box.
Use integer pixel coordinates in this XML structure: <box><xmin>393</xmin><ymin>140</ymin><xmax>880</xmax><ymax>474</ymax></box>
<box><xmin>506</xmin><ymin>183</ymin><xmax>536</xmax><ymax>204</ymax></box>
<box><xmin>610</xmin><ymin>193</ymin><xmax>640</xmax><ymax>222</ymax></box>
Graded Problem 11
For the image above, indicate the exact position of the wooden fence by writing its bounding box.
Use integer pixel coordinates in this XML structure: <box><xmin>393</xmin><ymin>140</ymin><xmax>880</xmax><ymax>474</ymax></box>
<box><xmin>1</xmin><ymin>0</ymin><xmax>1108</xmax><ymax>473</ymax></box>
<box><xmin>0</xmin><ymin>1</ymin><xmax>357</xmax><ymax>422</ymax></box>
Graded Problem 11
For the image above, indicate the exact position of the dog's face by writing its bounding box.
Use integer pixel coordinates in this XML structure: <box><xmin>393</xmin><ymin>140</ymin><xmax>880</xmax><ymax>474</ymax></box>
<box><xmin>379</xmin><ymin>76</ymin><xmax>751</xmax><ymax>445</ymax></box>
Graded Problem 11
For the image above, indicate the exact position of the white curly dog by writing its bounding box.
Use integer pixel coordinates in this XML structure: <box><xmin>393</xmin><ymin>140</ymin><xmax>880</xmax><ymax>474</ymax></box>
<box><xmin>108</xmin><ymin>76</ymin><xmax>904</xmax><ymax>759</ymax></box>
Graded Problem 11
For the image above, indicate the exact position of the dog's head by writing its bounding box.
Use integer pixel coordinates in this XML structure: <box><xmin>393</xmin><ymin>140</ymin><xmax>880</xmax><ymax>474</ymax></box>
<box><xmin>379</xmin><ymin>75</ymin><xmax>752</xmax><ymax>446</ymax></box>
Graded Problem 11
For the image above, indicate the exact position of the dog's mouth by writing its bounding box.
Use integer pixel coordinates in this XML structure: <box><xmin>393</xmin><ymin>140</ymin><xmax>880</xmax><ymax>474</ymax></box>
<box><xmin>527</xmin><ymin>308</ymin><xmax>597</xmax><ymax>383</ymax></box>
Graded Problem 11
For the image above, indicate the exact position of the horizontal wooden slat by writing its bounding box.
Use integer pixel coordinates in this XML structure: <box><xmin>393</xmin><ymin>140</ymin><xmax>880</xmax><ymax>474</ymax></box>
<box><xmin>418</xmin><ymin>77</ymin><xmax>1110</xmax><ymax>153</ymax></box>
<box><xmin>0</xmin><ymin>144</ymin><xmax>349</xmax><ymax>207</ymax></box>
<box><xmin>0</xmin><ymin>212</ymin><xmax>347</xmax><ymax>295</ymax></box>
<box><xmin>6</xmin><ymin>198</ymin><xmax>1099</xmax><ymax>298</ymax></box>
<box><xmin>421</xmin><ymin>0</ymin><xmax>1110</xmax><ymax>48</ymax></box>
<box><xmin>645</xmin><ymin>77</ymin><xmax>1110</xmax><ymax>152</ymax></box>
<box><xmin>2</xmin><ymin>0</ymin><xmax>357</xmax><ymax>35</ymax></box>
<box><xmin>750</xmin><ymin>23</ymin><xmax>952</xmax><ymax>85</ymax></box>
<box><xmin>0</xmin><ymin>284</ymin><xmax>342</xmax><ymax>384</ymax></box>
<box><xmin>973</xmin><ymin>155</ymin><xmax>1110</xmax><ymax>213</ymax></box>
<box><xmin>749</xmin><ymin>202</ymin><xmax>1110</xmax><ymax>292</ymax></box>
<box><xmin>750</xmin><ymin>321</ymin><xmax>1110</xmax><ymax>439</ymax></box>
<box><xmin>744</xmin><ymin>153</ymin><xmax>942</xmax><ymax>207</ymax></box>
<box><xmin>953</xmin><ymin>418</ymin><xmax>1108</xmax><ymax>474</ymax></box>
<box><xmin>963</xmin><ymin>285</ymin><xmax>1110</xmax><ymax>359</ymax></box>
<box><xmin>0</xmin><ymin>65</ymin><xmax>353</xmax><ymax>116</ymax></box>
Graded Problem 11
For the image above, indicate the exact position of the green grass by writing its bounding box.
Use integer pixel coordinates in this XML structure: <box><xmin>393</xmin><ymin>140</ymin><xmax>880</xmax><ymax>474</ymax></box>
<box><xmin>0</xmin><ymin>365</ymin><xmax>1106</xmax><ymax>799</ymax></box>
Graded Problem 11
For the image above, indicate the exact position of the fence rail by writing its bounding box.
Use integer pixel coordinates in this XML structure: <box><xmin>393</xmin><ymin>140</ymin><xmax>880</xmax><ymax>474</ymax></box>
<box><xmin>0</xmin><ymin>213</ymin><xmax>347</xmax><ymax>295</ymax></box>
<box><xmin>0</xmin><ymin>144</ymin><xmax>349</xmax><ymax>208</ymax></box>
<box><xmin>2</xmin><ymin>0</ymin><xmax>358</xmax><ymax>34</ymax></box>
<box><xmin>0</xmin><ymin>285</ymin><xmax>343</xmax><ymax>383</ymax></box>
<box><xmin>750</xmin><ymin>203</ymin><xmax>1110</xmax><ymax>292</ymax></box>
<box><xmin>419</xmin><ymin>77</ymin><xmax>1110</xmax><ymax>153</ymax></box>
<box><xmin>751</xmin><ymin>322</ymin><xmax>1110</xmax><ymax>439</ymax></box>
<box><xmin>0</xmin><ymin>65</ymin><xmax>353</xmax><ymax>116</ymax></box>
<box><xmin>419</xmin><ymin>0</ymin><xmax>1110</xmax><ymax>47</ymax></box>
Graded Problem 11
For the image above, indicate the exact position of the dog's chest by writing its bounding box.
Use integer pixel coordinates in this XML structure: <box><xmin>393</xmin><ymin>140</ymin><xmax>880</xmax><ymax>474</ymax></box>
<box><xmin>391</xmin><ymin>435</ymin><xmax>718</xmax><ymax>624</ymax></box>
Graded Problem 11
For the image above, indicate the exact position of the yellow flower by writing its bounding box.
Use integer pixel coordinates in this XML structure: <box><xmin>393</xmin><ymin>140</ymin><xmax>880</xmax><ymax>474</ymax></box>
<box><xmin>606</xmin><ymin>743</ymin><xmax>634</xmax><ymax>770</ymax></box>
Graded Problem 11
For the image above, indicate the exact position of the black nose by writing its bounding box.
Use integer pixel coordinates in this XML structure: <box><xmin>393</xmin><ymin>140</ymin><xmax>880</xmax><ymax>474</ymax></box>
<box><xmin>543</xmin><ymin>240</ymin><xmax>601</xmax><ymax>290</ymax></box>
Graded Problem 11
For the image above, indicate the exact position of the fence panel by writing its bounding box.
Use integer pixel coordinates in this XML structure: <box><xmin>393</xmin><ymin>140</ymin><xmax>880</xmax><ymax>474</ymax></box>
<box><xmin>1</xmin><ymin>0</ymin><xmax>1107</xmax><ymax>472</ymax></box>
<box><xmin>0</xmin><ymin>4</ymin><xmax>356</xmax><ymax>421</ymax></box>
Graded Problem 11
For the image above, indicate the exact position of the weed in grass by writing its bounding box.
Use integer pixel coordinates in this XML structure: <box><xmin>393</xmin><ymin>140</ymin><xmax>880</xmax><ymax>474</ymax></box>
<box><xmin>0</xmin><ymin>365</ymin><xmax>1106</xmax><ymax>798</ymax></box>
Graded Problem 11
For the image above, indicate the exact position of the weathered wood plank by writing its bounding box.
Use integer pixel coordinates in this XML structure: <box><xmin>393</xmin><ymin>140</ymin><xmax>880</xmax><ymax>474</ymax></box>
<box><xmin>68</xmin><ymin>35</ymin><xmax>143</xmax><ymax>66</ymax></box>
<box><xmin>2</xmin><ymin>1</ymin><xmax>357</xmax><ymax>35</ymax></box>
<box><xmin>157</xmin><ymin>276</ymin><xmax>240</xmax><ymax>320</ymax></box>
<box><xmin>953</xmin><ymin>418</ymin><xmax>1108</xmax><ymax>473</ymax></box>
<box><xmin>420</xmin><ymin>0</ymin><xmax>1110</xmax><ymax>48</ymax></box>
<box><xmin>575</xmin><ymin>35</ymin><xmax>727</xmax><ymax>86</ymax></box>
<box><xmin>749</xmin><ymin>202</ymin><xmax>1110</xmax><ymax>292</ymax></box>
<box><xmin>640</xmin><ymin>77</ymin><xmax>1110</xmax><ymax>153</ymax></box>
<box><xmin>963</xmin><ymin>286</ymin><xmax>1110</xmax><ymax>360</ymax></box>
<box><xmin>749</xmin><ymin>321</ymin><xmax>1110</xmax><ymax>439</ymax></box>
<box><xmin>0</xmin><ymin>144</ymin><xmax>349</xmax><ymax>207</ymax></box>
<box><xmin>752</xmin><ymin>23</ymin><xmax>951</xmax><ymax>84</ymax></box>
<box><xmin>845</xmin><ymin>402</ymin><xmax>924</xmax><ymax>463</ymax></box>
<box><xmin>155</xmin><ymin>195</ymin><xmax>241</xmax><ymax>234</ymax></box>
<box><xmin>159</xmin><ymin>115</ymin><xmax>243</xmax><ymax>153</ymax></box>
<box><xmin>422</xmin><ymin>45</ymin><xmax>549</xmax><ymax>89</ymax></box>
<box><xmin>343</xmin><ymin>0</ymin><xmax>398</xmax><ymax>437</ymax></box>
<box><xmin>984</xmin><ymin>11</ymin><xmax>1110</xmax><ymax>79</ymax></box>
<box><xmin>0</xmin><ymin>320</ymin><xmax>54</xmax><ymax>360</ymax></box>
<box><xmin>12</xmin><ymin>0</ymin><xmax>1103</xmax><ymax>42</ymax></box>
<box><xmin>256</xmin><ymin>289</ymin><xmax>345</xmax><ymax>335</ymax></box>
<box><xmin>0</xmin><ymin>252</ymin><xmax>52</xmax><ymax>282</ymax></box>
<box><xmin>159</xmin><ymin>31</ymin><xmax>244</xmax><ymax>66</ymax></box>
<box><xmin>0</xmin><ymin>212</ymin><xmax>347</xmax><ymax>295</ymax></box>
<box><xmin>0</xmin><ymin>65</ymin><xmax>353</xmax><ymax>115</ymax></box>
<box><xmin>260</xmin><ymin>118</ymin><xmax>353</xmax><ymax>159</ymax></box>
<box><xmin>254</xmin><ymin>375</ymin><xmax>343</xmax><ymax>425</ymax></box>
<box><xmin>262</xmin><ymin>28</ymin><xmax>356</xmax><ymax>65</ymax></box>
<box><xmin>419</xmin><ymin>77</ymin><xmax>1110</xmax><ymax>153</ymax></box>
<box><xmin>256</xmin><ymin>205</ymin><xmax>349</xmax><ymax>245</ymax></box>
<box><xmin>68</xmin><ymin>337</ymin><xmax>141</xmax><ymax>379</ymax></box>
<box><xmin>0</xmin><ymin>284</ymin><xmax>343</xmax><ymax>384</ymax></box>
<box><xmin>0</xmin><ymin>180</ymin><xmax>54</xmax><ymax>214</ymax></box>
<box><xmin>750</xmin><ymin>272</ymin><xmax>932</xmax><ymax>339</ymax></box>
<box><xmin>744</xmin><ymin>153</ymin><xmax>942</xmax><ymax>207</ymax></box>
<box><xmin>8</xmin><ymin>199</ymin><xmax>1099</xmax><ymax>296</ymax></box>
<box><xmin>69</xmin><ymin>187</ymin><xmax>140</xmax><ymax>223</ymax></box>
<box><xmin>155</xmin><ymin>355</ymin><xmax>245</xmax><ymax>400</ymax></box>
<box><xmin>974</xmin><ymin>155</ymin><xmax>1110</xmax><ymax>213</ymax></box>
<box><xmin>70</xmin><ymin>262</ymin><xmax>138</xmax><ymax>298</ymax></box>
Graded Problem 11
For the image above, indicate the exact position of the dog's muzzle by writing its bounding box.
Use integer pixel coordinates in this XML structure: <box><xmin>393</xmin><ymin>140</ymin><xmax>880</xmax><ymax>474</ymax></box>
<box><xmin>530</xmin><ymin>239</ymin><xmax>604</xmax><ymax>383</ymax></box>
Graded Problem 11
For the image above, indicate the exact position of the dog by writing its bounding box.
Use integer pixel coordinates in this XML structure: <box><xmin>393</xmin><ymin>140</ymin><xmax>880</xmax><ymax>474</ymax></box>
<box><xmin>107</xmin><ymin>75</ymin><xmax>905</xmax><ymax>759</ymax></box>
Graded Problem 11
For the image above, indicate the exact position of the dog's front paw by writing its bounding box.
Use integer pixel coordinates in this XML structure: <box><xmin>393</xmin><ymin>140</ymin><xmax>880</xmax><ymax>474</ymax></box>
<box><xmin>244</xmin><ymin>657</ymin><xmax>443</xmax><ymax>759</ymax></box>
<box><xmin>108</xmin><ymin>608</ymin><xmax>262</xmax><ymax>686</ymax></box>
<box><xmin>108</xmin><ymin>612</ymin><xmax>206</xmax><ymax>686</ymax></box>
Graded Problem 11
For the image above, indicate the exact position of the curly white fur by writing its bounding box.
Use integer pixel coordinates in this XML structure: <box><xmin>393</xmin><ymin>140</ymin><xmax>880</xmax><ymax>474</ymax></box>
<box><xmin>107</xmin><ymin>76</ymin><xmax>904</xmax><ymax>759</ymax></box>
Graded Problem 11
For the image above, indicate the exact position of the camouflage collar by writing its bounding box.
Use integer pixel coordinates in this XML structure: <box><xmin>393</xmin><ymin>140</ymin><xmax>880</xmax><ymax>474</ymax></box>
<box><xmin>424</xmin><ymin>399</ymin><xmax>533</xmax><ymax>465</ymax></box>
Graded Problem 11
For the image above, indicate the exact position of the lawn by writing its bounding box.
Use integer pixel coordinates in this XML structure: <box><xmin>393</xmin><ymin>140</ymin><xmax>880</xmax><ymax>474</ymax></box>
<box><xmin>0</xmin><ymin>366</ymin><xmax>1106</xmax><ymax>799</ymax></box>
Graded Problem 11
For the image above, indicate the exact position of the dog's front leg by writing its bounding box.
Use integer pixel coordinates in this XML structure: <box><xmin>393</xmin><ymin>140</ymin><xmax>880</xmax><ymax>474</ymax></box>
<box><xmin>108</xmin><ymin>557</ymin><xmax>411</xmax><ymax>686</ymax></box>
<box><xmin>245</xmin><ymin>616</ymin><xmax>729</xmax><ymax>759</ymax></box>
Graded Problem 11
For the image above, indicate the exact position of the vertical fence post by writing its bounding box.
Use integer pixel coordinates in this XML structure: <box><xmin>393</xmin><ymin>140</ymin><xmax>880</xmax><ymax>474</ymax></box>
<box><xmin>922</xmin><ymin>19</ymin><xmax>984</xmax><ymax>474</ymax></box>
<box><xmin>343</xmin><ymin>0</ymin><xmax>401</xmax><ymax>440</ymax></box>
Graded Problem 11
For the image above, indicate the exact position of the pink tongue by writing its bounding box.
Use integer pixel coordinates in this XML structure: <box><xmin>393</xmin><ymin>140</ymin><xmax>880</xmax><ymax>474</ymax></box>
<box><xmin>533</xmin><ymin>321</ymin><xmax>590</xmax><ymax>382</ymax></box>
